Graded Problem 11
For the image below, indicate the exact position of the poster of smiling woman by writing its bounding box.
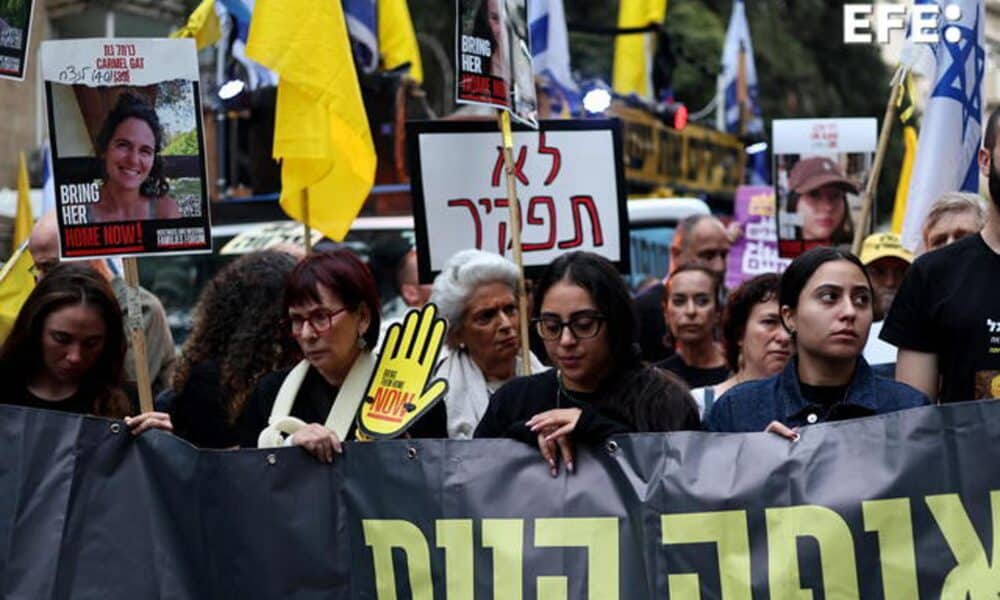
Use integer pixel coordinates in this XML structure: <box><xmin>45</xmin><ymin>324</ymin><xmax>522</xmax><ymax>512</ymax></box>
<box><xmin>0</xmin><ymin>0</ymin><xmax>33</xmax><ymax>80</ymax></box>
<box><xmin>41</xmin><ymin>38</ymin><xmax>211</xmax><ymax>259</ymax></box>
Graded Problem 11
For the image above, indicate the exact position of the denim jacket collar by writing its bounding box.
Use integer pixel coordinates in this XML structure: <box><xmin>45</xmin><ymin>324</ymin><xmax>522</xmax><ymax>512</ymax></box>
<box><xmin>777</xmin><ymin>355</ymin><xmax>878</xmax><ymax>422</ymax></box>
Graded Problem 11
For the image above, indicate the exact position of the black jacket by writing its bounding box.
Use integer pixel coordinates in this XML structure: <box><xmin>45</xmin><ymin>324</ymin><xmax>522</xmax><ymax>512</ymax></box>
<box><xmin>474</xmin><ymin>368</ymin><xmax>700</xmax><ymax>443</ymax></box>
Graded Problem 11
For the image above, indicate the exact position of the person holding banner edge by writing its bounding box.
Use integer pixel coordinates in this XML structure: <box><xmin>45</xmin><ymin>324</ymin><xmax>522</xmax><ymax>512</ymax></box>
<box><xmin>705</xmin><ymin>247</ymin><xmax>927</xmax><ymax>436</ymax></box>
<box><xmin>475</xmin><ymin>251</ymin><xmax>699</xmax><ymax>475</ymax></box>
<box><xmin>0</xmin><ymin>263</ymin><xmax>173</xmax><ymax>435</ymax></box>
<box><xmin>89</xmin><ymin>93</ymin><xmax>181</xmax><ymax>224</ymax></box>
<box><xmin>238</xmin><ymin>250</ymin><xmax>446</xmax><ymax>461</ymax></box>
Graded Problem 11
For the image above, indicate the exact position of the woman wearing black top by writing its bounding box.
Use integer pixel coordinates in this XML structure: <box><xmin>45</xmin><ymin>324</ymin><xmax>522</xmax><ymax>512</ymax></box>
<box><xmin>239</xmin><ymin>250</ymin><xmax>445</xmax><ymax>462</ymax></box>
<box><xmin>170</xmin><ymin>251</ymin><xmax>299</xmax><ymax>448</ymax></box>
<box><xmin>656</xmin><ymin>264</ymin><xmax>729</xmax><ymax>388</ymax></box>
<box><xmin>0</xmin><ymin>263</ymin><xmax>171</xmax><ymax>435</ymax></box>
<box><xmin>475</xmin><ymin>252</ymin><xmax>699</xmax><ymax>475</ymax></box>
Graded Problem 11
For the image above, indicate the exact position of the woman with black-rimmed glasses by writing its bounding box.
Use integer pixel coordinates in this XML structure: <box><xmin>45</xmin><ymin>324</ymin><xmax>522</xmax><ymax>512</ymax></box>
<box><xmin>475</xmin><ymin>252</ymin><xmax>699</xmax><ymax>476</ymax></box>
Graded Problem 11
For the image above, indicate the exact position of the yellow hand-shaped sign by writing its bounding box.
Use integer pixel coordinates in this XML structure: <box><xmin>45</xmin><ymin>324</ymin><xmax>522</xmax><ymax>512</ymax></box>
<box><xmin>358</xmin><ymin>303</ymin><xmax>449</xmax><ymax>439</ymax></box>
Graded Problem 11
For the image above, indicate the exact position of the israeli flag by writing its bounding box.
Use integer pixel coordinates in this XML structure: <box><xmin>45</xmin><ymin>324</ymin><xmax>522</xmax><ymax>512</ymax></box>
<box><xmin>217</xmin><ymin>0</ymin><xmax>279</xmax><ymax>89</ymax></box>
<box><xmin>528</xmin><ymin>0</ymin><xmax>580</xmax><ymax>113</ymax></box>
<box><xmin>718</xmin><ymin>0</ymin><xmax>767</xmax><ymax>183</ymax></box>
<box><xmin>343</xmin><ymin>0</ymin><xmax>379</xmax><ymax>74</ymax></box>
<box><xmin>900</xmin><ymin>0</ymin><xmax>984</xmax><ymax>251</ymax></box>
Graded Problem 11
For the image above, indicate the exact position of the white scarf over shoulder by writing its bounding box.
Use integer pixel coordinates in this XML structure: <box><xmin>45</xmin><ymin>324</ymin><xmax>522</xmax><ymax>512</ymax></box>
<box><xmin>439</xmin><ymin>348</ymin><xmax>546</xmax><ymax>439</ymax></box>
<box><xmin>257</xmin><ymin>351</ymin><xmax>377</xmax><ymax>448</ymax></box>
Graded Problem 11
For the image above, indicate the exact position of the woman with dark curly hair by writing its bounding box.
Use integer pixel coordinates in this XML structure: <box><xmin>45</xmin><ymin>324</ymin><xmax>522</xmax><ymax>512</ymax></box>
<box><xmin>169</xmin><ymin>251</ymin><xmax>299</xmax><ymax>448</ymax></box>
<box><xmin>0</xmin><ymin>263</ymin><xmax>172</xmax><ymax>435</ymax></box>
<box><xmin>88</xmin><ymin>92</ymin><xmax>180</xmax><ymax>223</ymax></box>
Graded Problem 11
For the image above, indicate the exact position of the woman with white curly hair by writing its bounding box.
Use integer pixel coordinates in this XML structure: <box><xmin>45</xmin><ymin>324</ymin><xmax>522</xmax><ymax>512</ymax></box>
<box><xmin>431</xmin><ymin>249</ymin><xmax>545</xmax><ymax>438</ymax></box>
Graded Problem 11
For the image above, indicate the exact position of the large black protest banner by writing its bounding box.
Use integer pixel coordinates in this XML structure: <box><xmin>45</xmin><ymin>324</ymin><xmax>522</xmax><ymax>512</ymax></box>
<box><xmin>1</xmin><ymin>401</ymin><xmax>999</xmax><ymax>598</ymax></box>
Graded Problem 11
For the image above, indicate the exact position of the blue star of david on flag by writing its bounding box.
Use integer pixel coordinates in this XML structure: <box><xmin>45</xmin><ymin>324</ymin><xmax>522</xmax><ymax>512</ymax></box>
<box><xmin>931</xmin><ymin>3</ymin><xmax>985</xmax><ymax>140</ymax></box>
<box><xmin>900</xmin><ymin>0</ymin><xmax>985</xmax><ymax>250</ymax></box>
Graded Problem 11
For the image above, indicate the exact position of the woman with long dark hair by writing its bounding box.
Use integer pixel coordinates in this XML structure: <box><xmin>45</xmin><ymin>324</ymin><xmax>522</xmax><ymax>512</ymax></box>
<box><xmin>475</xmin><ymin>251</ymin><xmax>698</xmax><ymax>475</ymax></box>
<box><xmin>705</xmin><ymin>247</ymin><xmax>928</xmax><ymax>435</ymax></box>
<box><xmin>89</xmin><ymin>92</ymin><xmax>181</xmax><ymax>223</ymax></box>
<box><xmin>0</xmin><ymin>263</ymin><xmax>171</xmax><ymax>434</ymax></box>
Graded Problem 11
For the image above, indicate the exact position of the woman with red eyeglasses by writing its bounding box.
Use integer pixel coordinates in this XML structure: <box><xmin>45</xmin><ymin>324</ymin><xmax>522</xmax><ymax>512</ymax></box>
<box><xmin>238</xmin><ymin>250</ymin><xmax>446</xmax><ymax>461</ymax></box>
<box><xmin>475</xmin><ymin>252</ymin><xmax>699</xmax><ymax>476</ymax></box>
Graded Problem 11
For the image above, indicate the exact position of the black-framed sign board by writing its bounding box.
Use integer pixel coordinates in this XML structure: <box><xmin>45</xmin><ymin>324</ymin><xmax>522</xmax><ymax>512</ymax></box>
<box><xmin>407</xmin><ymin>119</ymin><xmax>629</xmax><ymax>283</ymax></box>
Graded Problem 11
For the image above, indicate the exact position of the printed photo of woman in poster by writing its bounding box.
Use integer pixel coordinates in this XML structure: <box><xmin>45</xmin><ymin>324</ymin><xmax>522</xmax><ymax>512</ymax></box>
<box><xmin>473</xmin><ymin>0</ymin><xmax>509</xmax><ymax>84</ymax></box>
<box><xmin>90</xmin><ymin>92</ymin><xmax>180</xmax><ymax>223</ymax></box>
<box><xmin>775</xmin><ymin>152</ymin><xmax>870</xmax><ymax>257</ymax></box>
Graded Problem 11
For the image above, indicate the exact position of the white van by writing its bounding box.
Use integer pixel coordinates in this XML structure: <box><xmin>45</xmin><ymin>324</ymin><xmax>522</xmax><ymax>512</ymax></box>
<box><xmin>139</xmin><ymin>197</ymin><xmax>709</xmax><ymax>343</ymax></box>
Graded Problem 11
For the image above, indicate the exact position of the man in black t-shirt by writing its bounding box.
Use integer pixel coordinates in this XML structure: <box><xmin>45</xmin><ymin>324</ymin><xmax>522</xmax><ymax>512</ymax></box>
<box><xmin>881</xmin><ymin>106</ymin><xmax>1000</xmax><ymax>403</ymax></box>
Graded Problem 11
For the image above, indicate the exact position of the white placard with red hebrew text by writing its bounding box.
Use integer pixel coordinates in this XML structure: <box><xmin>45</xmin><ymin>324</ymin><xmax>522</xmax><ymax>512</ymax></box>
<box><xmin>408</xmin><ymin>120</ymin><xmax>627</xmax><ymax>281</ymax></box>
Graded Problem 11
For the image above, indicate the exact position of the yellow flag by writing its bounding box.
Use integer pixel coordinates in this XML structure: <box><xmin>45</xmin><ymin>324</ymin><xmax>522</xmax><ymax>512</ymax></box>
<box><xmin>0</xmin><ymin>243</ymin><xmax>35</xmax><ymax>344</ymax></box>
<box><xmin>892</xmin><ymin>125</ymin><xmax>918</xmax><ymax>234</ymax></box>
<box><xmin>247</xmin><ymin>0</ymin><xmax>376</xmax><ymax>242</ymax></box>
<box><xmin>13</xmin><ymin>152</ymin><xmax>32</xmax><ymax>252</ymax></box>
<box><xmin>891</xmin><ymin>74</ymin><xmax>917</xmax><ymax>234</ymax></box>
<box><xmin>378</xmin><ymin>0</ymin><xmax>423</xmax><ymax>83</ymax></box>
<box><xmin>170</xmin><ymin>0</ymin><xmax>221</xmax><ymax>51</ymax></box>
<box><xmin>613</xmin><ymin>0</ymin><xmax>668</xmax><ymax>98</ymax></box>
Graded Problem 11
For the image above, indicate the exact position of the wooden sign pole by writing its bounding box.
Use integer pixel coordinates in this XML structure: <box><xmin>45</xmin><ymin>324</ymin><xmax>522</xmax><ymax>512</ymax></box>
<box><xmin>122</xmin><ymin>257</ymin><xmax>153</xmax><ymax>413</ymax></box>
<box><xmin>301</xmin><ymin>189</ymin><xmax>313</xmax><ymax>254</ymax></box>
<box><xmin>852</xmin><ymin>69</ymin><xmax>904</xmax><ymax>255</ymax></box>
<box><xmin>497</xmin><ymin>110</ymin><xmax>532</xmax><ymax>375</ymax></box>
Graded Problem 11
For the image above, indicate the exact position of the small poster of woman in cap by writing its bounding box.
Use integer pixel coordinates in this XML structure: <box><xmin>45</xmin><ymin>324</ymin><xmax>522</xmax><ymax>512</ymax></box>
<box><xmin>772</xmin><ymin>118</ymin><xmax>877</xmax><ymax>258</ymax></box>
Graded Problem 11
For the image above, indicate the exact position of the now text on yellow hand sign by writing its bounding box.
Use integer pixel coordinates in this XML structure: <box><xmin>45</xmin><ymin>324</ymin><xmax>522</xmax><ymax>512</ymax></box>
<box><xmin>358</xmin><ymin>303</ymin><xmax>449</xmax><ymax>439</ymax></box>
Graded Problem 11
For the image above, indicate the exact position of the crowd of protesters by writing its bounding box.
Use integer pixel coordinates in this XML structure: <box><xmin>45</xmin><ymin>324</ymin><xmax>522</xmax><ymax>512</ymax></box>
<box><xmin>5</xmin><ymin>108</ymin><xmax>1000</xmax><ymax>473</ymax></box>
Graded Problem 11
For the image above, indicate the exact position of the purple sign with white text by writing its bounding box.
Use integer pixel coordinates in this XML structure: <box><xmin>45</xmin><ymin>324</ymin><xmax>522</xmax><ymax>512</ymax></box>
<box><xmin>726</xmin><ymin>185</ymin><xmax>791</xmax><ymax>290</ymax></box>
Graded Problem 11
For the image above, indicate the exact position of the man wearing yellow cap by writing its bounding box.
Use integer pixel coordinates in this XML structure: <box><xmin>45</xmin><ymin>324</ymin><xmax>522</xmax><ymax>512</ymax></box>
<box><xmin>859</xmin><ymin>233</ymin><xmax>913</xmax><ymax>372</ymax></box>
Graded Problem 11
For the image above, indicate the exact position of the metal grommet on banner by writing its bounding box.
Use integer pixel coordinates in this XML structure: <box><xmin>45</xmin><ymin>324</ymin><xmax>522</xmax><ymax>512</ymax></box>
<box><xmin>606</xmin><ymin>440</ymin><xmax>619</xmax><ymax>454</ymax></box>
<box><xmin>110</xmin><ymin>422</ymin><xmax>121</xmax><ymax>434</ymax></box>
<box><xmin>266</xmin><ymin>453</ymin><xmax>277</xmax><ymax>465</ymax></box>
<box><xmin>406</xmin><ymin>447</ymin><xmax>418</xmax><ymax>460</ymax></box>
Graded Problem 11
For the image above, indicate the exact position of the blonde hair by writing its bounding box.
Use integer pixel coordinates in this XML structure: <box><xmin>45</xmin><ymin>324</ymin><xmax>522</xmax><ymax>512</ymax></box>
<box><xmin>921</xmin><ymin>192</ymin><xmax>986</xmax><ymax>248</ymax></box>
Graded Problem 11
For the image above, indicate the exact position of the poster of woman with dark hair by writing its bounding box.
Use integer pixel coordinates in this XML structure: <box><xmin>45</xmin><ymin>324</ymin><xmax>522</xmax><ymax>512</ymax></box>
<box><xmin>41</xmin><ymin>38</ymin><xmax>211</xmax><ymax>259</ymax></box>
